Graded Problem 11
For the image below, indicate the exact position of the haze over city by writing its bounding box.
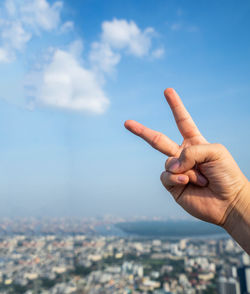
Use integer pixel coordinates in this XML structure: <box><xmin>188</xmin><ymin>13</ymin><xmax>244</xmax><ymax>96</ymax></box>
<box><xmin>0</xmin><ymin>0</ymin><xmax>249</xmax><ymax>218</ymax></box>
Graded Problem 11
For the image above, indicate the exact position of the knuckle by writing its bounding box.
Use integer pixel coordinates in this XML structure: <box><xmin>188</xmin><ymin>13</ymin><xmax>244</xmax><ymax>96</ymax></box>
<box><xmin>165</xmin><ymin>157</ymin><xmax>174</xmax><ymax>170</ymax></box>
<box><xmin>213</xmin><ymin>143</ymin><xmax>227</xmax><ymax>155</ymax></box>
<box><xmin>182</xmin><ymin>146</ymin><xmax>192</xmax><ymax>159</ymax></box>
<box><xmin>213</xmin><ymin>143</ymin><xmax>225</xmax><ymax>150</ymax></box>
<box><xmin>150</xmin><ymin>132</ymin><xmax>162</xmax><ymax>149</ymax></box>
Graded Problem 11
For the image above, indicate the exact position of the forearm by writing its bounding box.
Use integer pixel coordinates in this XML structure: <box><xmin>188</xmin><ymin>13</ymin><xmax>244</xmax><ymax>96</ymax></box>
<box><xmin>223</xmin><ymin>181</ymin><xmax>250</xmax><ymax>254</ymax></box>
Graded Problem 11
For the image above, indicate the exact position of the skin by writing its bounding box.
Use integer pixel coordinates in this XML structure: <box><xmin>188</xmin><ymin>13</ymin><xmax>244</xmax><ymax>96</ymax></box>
<box><xmin>124</xmin><ymin>88</ymin><xmax>250</xmax><ymax>254</ymax></box>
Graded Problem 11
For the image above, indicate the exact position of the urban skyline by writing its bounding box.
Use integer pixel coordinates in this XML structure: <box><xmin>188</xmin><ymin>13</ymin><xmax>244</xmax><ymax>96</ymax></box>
<box><xmin>0</xmin><ymin>216</ymin><xmax>248</xmax><ymax>293</ymax></box>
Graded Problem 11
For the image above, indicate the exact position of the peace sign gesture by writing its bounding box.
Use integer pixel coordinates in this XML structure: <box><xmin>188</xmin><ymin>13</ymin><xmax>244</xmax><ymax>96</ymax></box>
<box><xmin>125</xmin><ymin>88</ymin><xmax>208</xmax><ymax>186</ymax></box>
<box><xmin>124</xmin><ymin>88</ymin><xmax>250</xmax><ymax>232</ymax></box>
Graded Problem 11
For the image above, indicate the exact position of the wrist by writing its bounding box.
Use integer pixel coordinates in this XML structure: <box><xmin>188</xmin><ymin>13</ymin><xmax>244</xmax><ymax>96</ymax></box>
<box><xmin>223</xmin><ymin>180</ymin><xmax>250</xmax><ymax>253</ymax></box>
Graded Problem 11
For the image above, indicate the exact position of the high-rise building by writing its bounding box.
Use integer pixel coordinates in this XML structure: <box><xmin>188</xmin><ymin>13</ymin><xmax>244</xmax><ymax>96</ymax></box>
<box><xmin>242</xmin><ymin>253</ymin><xmax>250</xmax><ymax>266</ymax></box>
<box><xmin>238</xmin><ymin>266</ymin><xmax>250</xmax><ymax>294</ymax></box>
<box><xmin>217</xmin><ymin>276</ymin><xmax>240</xmax><ymax>294</ymax></box>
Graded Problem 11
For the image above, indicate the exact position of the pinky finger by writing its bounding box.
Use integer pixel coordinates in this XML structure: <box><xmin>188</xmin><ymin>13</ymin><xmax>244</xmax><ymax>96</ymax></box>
<box><xmin>160</xmin><ymin>171</ymin><xmax>189</xmax><ymax>188</ymax></box>
<box><xmin>160</xmin><ymin>171</ymin><xmax>189</xmax><ymax>201</ymax></box>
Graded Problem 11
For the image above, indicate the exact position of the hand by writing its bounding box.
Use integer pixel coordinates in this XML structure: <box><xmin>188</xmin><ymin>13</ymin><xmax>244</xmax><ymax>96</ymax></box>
<box><xmin>125</xmin><ymin>88</ymin><xmax>208</xmax><ymax>156</ymax></box>
<box><xmin>125</xmin><ymin>88</ymin><xmax>208</xmax><ymax>186</ymax></box>
<box><xmin>162</xmin><ymin>143</ymin><xmax>249</xmax><ymax>226</ymax></box>
<box><xmin>124</xmin><ymin>88</ymin><xmax>249</xmax><ymax>227</ymax></box>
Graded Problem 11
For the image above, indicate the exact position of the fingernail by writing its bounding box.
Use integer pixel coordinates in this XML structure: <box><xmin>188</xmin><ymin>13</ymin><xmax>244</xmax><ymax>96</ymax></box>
<box><xmin>198</xmin><ymin>174</ymin><xmax>208</xmax><ymax>186</ymax></box>
<box><xmin>169</xmin><ymin>159</ymin><xmax>180</xmax><ymax>172</ymax></box>
<box><xmin>177</xmin><ymin>175</ymin><xmax>187</xmax><ymax>183</ymax></box>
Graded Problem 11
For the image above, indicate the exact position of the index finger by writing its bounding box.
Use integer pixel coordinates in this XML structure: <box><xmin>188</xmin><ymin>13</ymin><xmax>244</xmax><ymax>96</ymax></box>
<box><xmin>164</xmin><ymin>88</ymin><xmax>201</xmax><ymax>139</ymax></box>
<box><xmin>124</xmin><ymin>120</ymin><xmax>180</xmax><ymax>156</ymax></box>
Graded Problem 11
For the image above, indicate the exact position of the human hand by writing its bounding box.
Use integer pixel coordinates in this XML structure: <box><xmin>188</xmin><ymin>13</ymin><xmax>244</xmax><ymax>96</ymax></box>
<box><xmin>125</xmin><ymin>88</ymin><xmax>209</xmax><ymax>187</ymax></box>
<box><xmin>124</xmin><ymin>89</ymin><xmax>249</xmax><ymax>227</ymax></box>
<box><xmin>161</xmin><ymin>143</ymin><xmax>249</xmax><ymax>226</ymax></box>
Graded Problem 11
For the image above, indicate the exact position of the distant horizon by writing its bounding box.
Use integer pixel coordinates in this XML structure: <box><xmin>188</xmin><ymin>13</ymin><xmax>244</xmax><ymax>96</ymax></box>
<box><xmin>0</xmin><ymin>214</ymin><xmax>195</xmax><ymax>221</ymax></box>
<box><xmin>0</xmin><ymin>215</ymin><xmax>227</xmax><ymax>239</ymax></box>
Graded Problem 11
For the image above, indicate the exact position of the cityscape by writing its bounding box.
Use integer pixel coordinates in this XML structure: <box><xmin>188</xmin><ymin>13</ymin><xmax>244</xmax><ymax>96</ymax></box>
<box><xmin>0</xmin><ymin>217</ymin><xmax>249</xmax><ymax>294</ymax></box>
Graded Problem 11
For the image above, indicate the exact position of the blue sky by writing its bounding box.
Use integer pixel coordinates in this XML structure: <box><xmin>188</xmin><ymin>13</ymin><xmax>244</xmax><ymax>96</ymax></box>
<box><xmin>0</xmin><ymin>0</ymin><xmax>249</xmax><ymax>218</ymax></box>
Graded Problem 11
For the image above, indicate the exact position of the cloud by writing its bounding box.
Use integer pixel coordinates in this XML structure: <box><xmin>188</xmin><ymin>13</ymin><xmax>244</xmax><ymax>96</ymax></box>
<box><xmin>6</xmin><ymin>0</ymin><xmax>63</xmax><ymax>31</ymax></box>
<box><xmin>89</xmin><ymin>18</ymin><xmax>163</xmax><ymax>74</ymax></box>
<box><xmin>0</xmin><ymin>48</ymin><xmax>11</xmax><ymax>62</ymax></box>
<box><xmin>2</xmin><ymin>21</ymin><xmax>32</xmax><ymax>50</ymax></box>
<box><xmin>186</xmin><ymin>25</ymin><xmax>199</xmax><ymax>33</ymax></box>
<box><xmin>169</xmin><ymin>22</ymin><xmax>199</xmax><ymax>33</ymax></box>
<box><xmin>89</xmin><ymin>42</ymin><xmax>121</xmax><ymax>74</ymax></box>
<box><xmin>152</xmin><ymin>48</ymin><xmax>165</xmax><ymax>59</ymax></box>
<box><xmin>0</xmin><ymin>0</ymin><xmax>65</xmax><ymax>62</ymax></box>
<box><xmin>101</xmin><ymin>19</ymin><xmax>155</xmax><ymax>57</ymax></box>
<box><xmin>0</xmin><ymin>6</ymin><xmax>164</xmax><ymax>114</ymax></box>
<box><xmin>28</xmin><ymin>19</ymin><xmax>164</xmax><ymax>114</ymax></box>
<box><xmin>170</xmin><ymin>22</ymin><xmax>182</xmax><ymax>31</ymax></box>
<box><xmin>60</xmin><ymin>21</ymin><xmax>74</xmax><ymax>33</ymax></box>
<box><xmin>68</xmin><ymin>39</ymin><xmax>84</xmax><ymax>57</ymax></box>
<box><xmin>31</xmin><ymin>44</ymin><xmax>109</xmax><ymax>114</ymax></box>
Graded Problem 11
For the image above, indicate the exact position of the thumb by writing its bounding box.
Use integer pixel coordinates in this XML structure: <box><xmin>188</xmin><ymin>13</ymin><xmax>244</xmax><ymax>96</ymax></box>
<box><xmin>168</xmin><ymin>144</ymin><xmax>224</xmax><ymax>173</ymax></box>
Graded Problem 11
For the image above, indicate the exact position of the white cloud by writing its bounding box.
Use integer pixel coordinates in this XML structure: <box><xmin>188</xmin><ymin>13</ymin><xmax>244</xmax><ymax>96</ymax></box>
<box><xmin>16</xmin><ymin>0</ymin><xmax>62</xmax><ymax>31</ymax></box>
<box><xmin>33</xmin><ymin>46</ymin><xmax>109</xmax><ymax>114</ymax></box>
<box><xmin>89</xmin><ymin>18</ymin><xmax>164</xmax><ymax>75</ymax></box>
<box><xmin>170</xmin><ymin>22</ymin><xmax>199</xmax><ymax>33</ymax></box>
<box><xmin>170</xmin><ymin>22</ymin><xmax>182</xmax><ymax>31</ymax></box>
<box><xmin>0</xmin><ymin>0</ymin><xmax>65</xmax><ymax>62</ymax></box>
<box><xmin>152</xmin><ymin>47</ymin><xmax>165</xmax><ymax>59</ymax></box>
<box><xmin>89</xmin><ymin>41</ymin><xmax>121</xmax><ymax>74</ymax></box>
<box><xmin>0</xmin><ymin>8</ymin><xmax>164</xmax><ymax>114</ymax></box>
<box><xmin>68</xmin><ymin>39</ymin><xmax>84</xmax><ymax>58</ymax></box>
<box><xmin>60</xmin><ymin>21</ymin><xmax>74</xmax><ymax>33</ymax></box>
<box><xmin>1</xmin><ymin>21</ymin><xmax>31</xmax><ymax>50</ymax></box>
<box><xmin>5</xmin><ymin>0</ymin><xmax>16</xmax><ymax>16</ymax></box>
<box><xmin>101</xmin><ymin>19</ymin><xmax>154</xmax><ymax>57</ymax></box>
<box><xmin>0</xmin><ymin>48</ymin><xmax>11</xmax><ymax>62</ymax></box>
<box><xmin>29</xmin><ymin>19</ymin><xmax>163</xmax><ymax>113</ymax></box>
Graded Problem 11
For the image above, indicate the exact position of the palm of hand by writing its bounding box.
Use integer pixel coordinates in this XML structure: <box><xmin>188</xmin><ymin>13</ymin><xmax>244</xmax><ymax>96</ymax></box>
<box><xmin>176</xmin><ymin>153</ymin><xmax>245</xmax><ymax>225</ymax></box>
<box><xmin>173</xmin><ymin>176</ymin><xmax>229</xmax><ymax>225</ymax></box>
<box><xmin>125</xmin><ymin>88</ymin><xmax>236</xmax><ymax>225</ymax></box>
